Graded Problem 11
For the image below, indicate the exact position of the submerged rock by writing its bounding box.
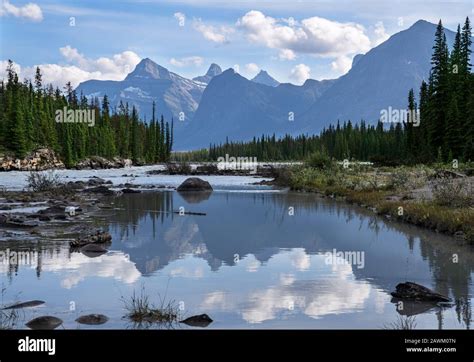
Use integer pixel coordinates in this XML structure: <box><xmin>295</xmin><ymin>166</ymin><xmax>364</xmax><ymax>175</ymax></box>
<box><xmin>80</xmin><ymin>243</ymin><xmax>108</xmax><ymax>257</ymax></box>
<box><xmin>178</xmin><ymin>191</ymin><xmax>212</xmax><ymax>204</ymax></box>
<box><xmin>70</xmin><ymin>230</ymin><xmax>112</xmax><ymax>248</ymax></box>
<box><xmin>87</xmin><ymin>177</ymin><xmax>107</xmax><ymax>186</ymax></box>
<box><xmin>75</xmin><ymin>314</ymin><xmax>109</xmax><ymax>325</ymax></box>
<box><xmin>391</xmin><ymin>282</ymin><xmax>450</xmax><ymax>302</ymax></box>
<box><xmin>122</xmin><ymin>188</ymin><xmax>141</xmax><ymax>194</ymax></box>
<box><xmin>0</xmin><ymin>214</ymin><xmax>39</xmax><ymax>228</ymax></box>
<box><xmin>2</xmin><ymin>300</ymin><xmax>45</xmax><ymax>310</ymax></box>
<box><xmin>26</xmin><ymin>316</ymin><xmax>63</xmax><ymax>330</ymax></box>
<box><xmin>391</xmin><ymin>299</ymin><xmax>441</xmax><ymax>317</ymax></box>
<box><xmin>180</xmin><ymin>314</ymin><xmax>213</xmax><ymax>327</ymax></box>
<box><xmin>83</xmin><ymin>186</ymin><xmax>115</xmax><ymax>195</ymax></box>
<box><xmin>177</xmin><ymin>178</ymin><xmax>213</xmax><ymax>192</ymax></box>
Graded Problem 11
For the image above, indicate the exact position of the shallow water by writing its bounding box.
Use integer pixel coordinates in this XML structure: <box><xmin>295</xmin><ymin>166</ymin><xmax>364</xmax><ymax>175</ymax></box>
<box><xmin>1</xmin><ymin>189</ymin><xmax>473</xmax><ymax>329</ymax></box>
<box><xmin>0</xmin><ymin>165</ymin><xmax>273</xmax><ymax>191</ymax></box>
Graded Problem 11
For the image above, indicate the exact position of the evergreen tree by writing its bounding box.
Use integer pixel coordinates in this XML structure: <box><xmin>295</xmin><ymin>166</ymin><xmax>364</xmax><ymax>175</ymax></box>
<box><xmin>429</xmin><ymin>20</ymin><xmax>450</xmax><ymax>157</ymax></box>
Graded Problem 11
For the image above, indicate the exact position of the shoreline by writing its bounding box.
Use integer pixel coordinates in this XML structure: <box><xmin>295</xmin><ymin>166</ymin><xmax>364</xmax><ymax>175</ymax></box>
<box><xmin>1</xmin><ymin>163</ymin><xmax>473</xmax><ymax>243</ymax></box>
<box><xmin>271</xmin><ymin>164</ymin><xmax>474</xmax><ymax>243</ymax></box>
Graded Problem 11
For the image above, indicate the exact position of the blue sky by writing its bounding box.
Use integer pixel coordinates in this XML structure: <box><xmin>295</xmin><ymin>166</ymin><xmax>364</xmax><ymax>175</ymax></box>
<box><xmin>0</xmin><ymin>0</ymin><xmax>472</xmax><ymax>86</ymax></box>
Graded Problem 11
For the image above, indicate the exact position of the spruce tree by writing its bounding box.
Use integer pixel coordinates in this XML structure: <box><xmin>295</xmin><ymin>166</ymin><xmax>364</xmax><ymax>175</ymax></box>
<box><xmin>429</xmin><ymin>20</ymin><xmax>450</xmax><ymax>157</ymax></box>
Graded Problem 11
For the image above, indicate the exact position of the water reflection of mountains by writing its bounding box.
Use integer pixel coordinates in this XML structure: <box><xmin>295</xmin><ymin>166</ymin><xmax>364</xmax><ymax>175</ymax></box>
<box><xmin>2</xmin><ymin>190</ymin><xmax>472</xmax><ymax>327</ymax></box>
<box><xmin>106</xmin><ymin>192</ymin><xmax>474</xmax><ymax>302</ymax></box>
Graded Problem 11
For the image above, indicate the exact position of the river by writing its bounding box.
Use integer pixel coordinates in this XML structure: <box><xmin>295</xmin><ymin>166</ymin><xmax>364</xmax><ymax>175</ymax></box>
<box><xmin>0</xmin><ymin>169</ymin><xmax>473</xmax><ymax>329</ymax></box>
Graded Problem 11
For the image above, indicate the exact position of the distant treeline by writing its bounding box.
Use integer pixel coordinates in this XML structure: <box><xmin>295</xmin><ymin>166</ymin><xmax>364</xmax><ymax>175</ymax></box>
<box><xmin>0</xmin><ymin>62</ymin><xmax>173</xmax><ymax>166</ymax></box>
<box><xmin>179</xmin><ymin>18</ymin><xmax>473</xmax><ymax>165</ymax></box>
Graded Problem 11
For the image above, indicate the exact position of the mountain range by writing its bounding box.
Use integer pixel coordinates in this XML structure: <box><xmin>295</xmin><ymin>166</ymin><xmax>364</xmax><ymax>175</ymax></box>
<box><xmin>251</xmin><ymin>70</ymin><xmax>280</xmax><ymax>87</ymax></box>
<box><xmin>76</xmin><ymin>20</ymin><xmax>460</xmax><ymax>150</ymax></box>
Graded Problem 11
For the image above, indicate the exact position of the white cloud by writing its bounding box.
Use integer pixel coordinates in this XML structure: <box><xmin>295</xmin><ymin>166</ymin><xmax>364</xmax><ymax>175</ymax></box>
<box><xmin>0</xmin><ymin>59</ymin><xmax>21</xmax><ymax>78</ymax></box>
<box><xmin>238</xmin><ymin>11</ymin><xmax>371</xmax><ymax>57</ymax></box>
<box><xmin>288</xmin><ymin>248</ymin><xmax>311</xmax><ymax>270</ymax></box>
<box><xmin>0</xmin><ymin>248</ymin><xmax>141</xmax><ymax>289</ymax></box>
<box><xmin>233</xmin><ymin>64</ymin><xmax>240</xmax><ymax>73</ymax></box>
<box><xmin>1</xmin><ymin>46</ymin><xmax>141</xmax><ymax>88</ymax></box>
<box><xmin>279</xmin><ymin>49</ymin><xmax>296</xmax><ymax>60</ymax></box>
<box><xmin>168</xmin><ymin>265</ymin><xmax>204</xmax><ymax>278</ymax></box>
<box><xmin>372</xmin><ymin>21</ymin><xmax>390</xmax><ymax>46</ymax></box>
<box><xmin>279</xmin><ymin>273</ymin><xmax>295</xmax><ymax>286</ymax></box>
<box><xmin>59</xmin><ymin>45</ymin><xmax>85</xmax><ymax>64</ymax></box>
<box><xmin>243</xmin><ymin>62</ymin><xmax>259</xmax><ymax>77</ymax></box>
<box><xmin>0</xmin><ymin>0</ymin><xmax>43</xmax><ymax>21</ymax></box>
<box><xmin>200</xmin><ymin>291</ymin><xmax>230</xmax><ymax>310</ymax></box>
<box><xmin>289</xmin><ymin>63</ymin><xmax>311</xmax><ymax>85</ymax></box>
<box><xmin>169</xmin><ymin>56</ymin><xmax>204</xmax><ymax>67</ymax></box>
<box><xmin>238</xmin><ymin>10</ymin><xmax>388</xmax><ymax>76</ymax></box>
<box><xmin>174</xmin><ymin>11</ymin><xmax>186</xmax><ymax>26</ymax></box>
<box><xmin>331</xmin><ymin>55</ymin><xmax>352</xmax><ymax>74</ymax></box>
<box><xmin>193</xmin><ymin>18</ymin><xmax>234</xmax><ymax>43</ymax></box>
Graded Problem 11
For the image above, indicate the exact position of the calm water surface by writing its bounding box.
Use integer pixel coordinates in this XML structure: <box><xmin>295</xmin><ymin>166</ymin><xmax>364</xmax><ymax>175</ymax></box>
<box><xmin>1</xmin><ymin>189</ymin><xmax>473</xmax><ymax>329</ymax></box>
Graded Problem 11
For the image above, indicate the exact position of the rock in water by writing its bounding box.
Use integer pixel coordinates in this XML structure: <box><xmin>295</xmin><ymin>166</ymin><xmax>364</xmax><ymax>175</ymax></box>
<box><xmin>0</xmin><ymin>214</ymin><xmax>39</xmax><ymax>228</ymax></box>
<box><xmin>70</xmin><ymin>230</ymin><xmax>112</xmax><ymax>247</ymax></box>
<box><xmin>391</xmin><ymin>299</ymin><xmax>440</xmax><ymax>317</ymax></box>
<box><xmin>180</xmin><ymin>314</ymin><xmax>213</xmax><ymax>327</ymax></box>
<box><xmin>177</xmin><ymin>178</ymin><xmax>213</xmax><ymax>192</ymax></box>
<box><xmin>80</xmin><ymin>244</ymin><xmax>108</xmax><ymax>257</ymax></box>
<box><xmin>2</xmin><ymin>300</ymin><xmax>45</xmax><ymax>310</ymax></box>
<box><xmin>26</xmin><ymin>316</ymin><xmax>63</xmax><ymax>330</ymax></box>
<box><xmin>391</xmin><ymin>282</ymin><xmax>450</xmax><ymax>302</ymax></box>
<box><xmin>83</xmin><ymin>185</ymin><xmax>115</xmax><ymax>195</ymax></box>
<box><xmin>122</xmin><ymin>188</ymin><xmax>141</xmax><ymax>193</ymax></box>
<box><xmin>75</xmin><ymin>314</ymin><xmax>109</xmax><ymax>325</ymax></box>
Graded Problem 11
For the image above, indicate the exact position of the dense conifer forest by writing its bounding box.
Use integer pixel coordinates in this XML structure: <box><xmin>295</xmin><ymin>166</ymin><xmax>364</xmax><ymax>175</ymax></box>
<box><xmin>0</xmin><ymin>62</ymin><xmax>173</xmax><ymax>167</ymax></box>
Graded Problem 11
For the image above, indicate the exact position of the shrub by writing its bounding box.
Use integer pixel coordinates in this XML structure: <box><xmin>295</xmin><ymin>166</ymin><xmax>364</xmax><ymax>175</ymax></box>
<box><xmin>386</xmin><ymin>168</ymin><xmax>411</xmax><ymax>190</ymax></box>
<box><xmin>305</xmin><ymin>150</ymin><xmax>333</xmax><ymax>170</ymax></box>
<box><xmin>272</xmin><ymin>166</ymin><xmax>294</xmax><ymax>186</ymax></box>
<box><xmin>26</xmin><ymin>171</ymin><xmax>61</xmax><ymax>192</ymax></box>
<box><xmin>432</xmin><ymin>177</ymin><xmax>474</xmax><ymax>208</ymax></box>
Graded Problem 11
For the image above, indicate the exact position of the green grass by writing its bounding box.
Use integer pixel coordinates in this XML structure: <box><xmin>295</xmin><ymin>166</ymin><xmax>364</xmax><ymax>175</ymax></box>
<box><xmin>122</xmin><ymin>287</ymin><xmax>179</xmax><ymax>328</ymax></box>
<box><xmin>284</xmin><ymin>164</ymin><xmax>474</xmax><ymax>242</ymax></box>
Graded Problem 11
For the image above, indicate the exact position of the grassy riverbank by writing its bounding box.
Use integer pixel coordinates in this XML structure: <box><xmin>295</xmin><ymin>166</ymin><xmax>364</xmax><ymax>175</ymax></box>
<box><xmin>275</xmin><ymin>154</ymin><xmax>474</xmax><ymax>242</ymax></box>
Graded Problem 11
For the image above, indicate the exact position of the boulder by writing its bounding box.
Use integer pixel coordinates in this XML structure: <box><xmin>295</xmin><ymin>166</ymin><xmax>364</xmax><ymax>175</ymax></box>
<box><xmin>2</xmin><ymin>300</ymin><xmax>45</xmax><ymax>310</ymax></box>
<box><xmin>179</xmin><ymin>314</ymin><xmax>213</xmax><ymax>328</ymax></box>
<box><xmin>66</xmin><ymin>180</ymin><xmax>87</xmax><ymax>190</ymax></box>
<box><xmin>391</xmin><ymin>282</ymin><xmax>450</xmax><ymax>302</ymax></box>
<box><xmin>0</xmin><ymin>214</ymin><xmax>39</xmax><ymax>228</ymax></box>
<box><xmin>26</xmin><ymin>316</ymin><xmax>63</xmax><ymax>330</ymax></box>
<box><xmin>177</xmin><ymin>178</ymin><xmax>213</xmax><ymax>192</ymax></box>
<box><xmin>75</xmin><ymin>314</ymin><xmax>109</xmax><ymax>325</ymax></box>
<box><xmin>122</xmin><ymin>188</ymin><xmax>141</xmax><ymax>194</ymax></box>
<box><xmin>87</xmin><ymin>177</ymin><xmax>107</xmax><ymax>186</ymax></box>
<box><xmin>391</xmin><ymin>299</ymin><xmax>440</xmax><ymax>317</ymax></box>
<box><xmin>80</xmin><ymin>244</ymin><xmax>108</xmax><ymax>257</ymax></box>
<box><xmin>70</xmin><ymin>230</ymin><xmax>112</xmax><ymax>248</ymax></box>
<box><xmin>83</xmin><ymin>186</ymin><xmax>115</xmax><ymax>195</ymax></box>
<box><xmin>178</xmin><ymin>191</ymin><xmax>212</xmax><ymax>204</ymax></box>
